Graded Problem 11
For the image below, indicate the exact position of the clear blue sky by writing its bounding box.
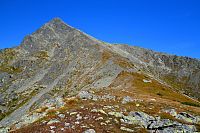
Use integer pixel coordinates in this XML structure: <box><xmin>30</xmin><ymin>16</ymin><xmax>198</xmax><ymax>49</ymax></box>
<box><xmin>0</xmin><ymin>0</ymin><xmax>200</xmax><ymax>58</ymax></box>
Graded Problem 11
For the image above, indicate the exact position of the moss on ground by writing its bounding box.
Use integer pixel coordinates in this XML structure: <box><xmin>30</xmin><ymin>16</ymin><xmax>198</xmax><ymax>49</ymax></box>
<box><xmin>0</xmin><ymin>65</ymin><xmax>22</xmax><ymax>74</ymax></box>
<box><xmin>33</xmin><ymin>51</ymin><xmax>49</xmax><ymax>59</ymax></box>
<box><xmin>0</xmin><ymin>48</ymin><xmax>22</xmax><ymax>74</ymax></box>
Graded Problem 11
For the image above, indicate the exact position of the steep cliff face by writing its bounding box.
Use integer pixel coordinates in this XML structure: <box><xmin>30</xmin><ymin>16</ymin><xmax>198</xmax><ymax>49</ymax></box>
<box><xmin>0</xmin><ymin>18</ymin><xmax>200</xmax><ymax>132</ymax></box>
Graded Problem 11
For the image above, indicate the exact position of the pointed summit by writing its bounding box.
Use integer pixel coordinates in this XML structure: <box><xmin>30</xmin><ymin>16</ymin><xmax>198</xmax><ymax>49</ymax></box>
<box><xmin>20</xmin><ymin>18</ymin><xmax>77</xmax><ymax>52</ymax></box>
<box><xmin>48</xmin><ymin>17</ymin><xmax>64</xmax><ymax>23</ymax></box>
<box><xmin>20</xmin><ymin>17</ymin><xmax>102</xmax><ymax>53</ymax></box>
<box><xmin>45</xmin><ymin>17</ymin><xmax>73</xmax><ymax>29</ymax></box>
<box><xmin>43</xmin><ymin>17</ymin><xmax>74</xmax><ymax>32</ymax></box>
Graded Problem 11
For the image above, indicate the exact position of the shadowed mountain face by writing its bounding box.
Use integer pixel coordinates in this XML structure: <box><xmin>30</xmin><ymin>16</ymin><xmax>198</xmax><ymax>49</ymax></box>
<box><xmin>0</xmin><ymin>18</ymin><xmax>200</xmax><ymax>132</ymax></box>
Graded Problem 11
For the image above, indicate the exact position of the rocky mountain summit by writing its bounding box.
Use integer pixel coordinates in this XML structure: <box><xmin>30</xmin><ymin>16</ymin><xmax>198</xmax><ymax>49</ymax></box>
<box><xmin>0</xmin><ymin>18</ymin><xmax>200</xmax><ymax>133</ymax></box>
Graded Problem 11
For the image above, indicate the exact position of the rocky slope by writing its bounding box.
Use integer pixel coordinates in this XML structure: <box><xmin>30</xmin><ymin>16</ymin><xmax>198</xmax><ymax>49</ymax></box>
<box><xmin>111</xmin><ymin>44</ymin><xmax>200</xmax><ymax>100</ymax></box>
<box><xmin>0</xmin><ymin>18</ymin><xmax>200</xmax><ymax>133</ymax></box>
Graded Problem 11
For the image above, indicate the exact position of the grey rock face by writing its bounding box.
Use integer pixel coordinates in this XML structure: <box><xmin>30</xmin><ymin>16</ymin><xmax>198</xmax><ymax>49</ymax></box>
<box><xmin>0</xmin><ymin>18</ymin><xmax>106</xmax><ymax>127</ymax></box>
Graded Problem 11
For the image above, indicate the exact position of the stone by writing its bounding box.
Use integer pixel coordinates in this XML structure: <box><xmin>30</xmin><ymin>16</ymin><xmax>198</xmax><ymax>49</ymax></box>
<box><xmin>121</xmin><ymin>96</ymin><xmax>133</xmax><ymax>104</ymax></box>
<box><xmin>103</xmin><ymin>105</ymin><xmax>113</xmax><ymax>109</ymax></box>
<box><xmin>0</xmin><ymin>127</ymin><xmax>10</xmax><ymax>133</ymax></box>
<box><xmin>91</xmin><ymin>109</ymin><xmax>106</xmax><ymax>115</ymax></box>
<box><xmin>99</xmin><ymin>109</ymin><xmax>107</xmax><ymax>115</ymax></box>
<box><xmin>121</xmin><ymin>115</ymin><xmax>138</xmax><ymax>125</ymax></box>
<box><xmin>95</xmin><ymin>117</ymin><xmax>103</xmax><ymax>121</ymax></box>
<box><xmin>47</xmin><ymin>119</ymin><xmax>60</xmax><ymax>125</ymax></box>
<box><xmin>129</xmin><ymin>111</ymin><xmax>155</xmax><ymax>128</ymax></box>
<box><xmin>83</xmin><ymin>129</ymin><xmax>96</xmax><ymax>133</ymax></box>
<box><xmin>50</xmin><ymin>126</ymin><xmax>56</xmax><ymax>129</ymax></box>
<box><xmin>108</xmin><ymin>112</ymin><xmax>123</xmax><ymax>118</ymax></box>
<box><xmin>114</xmin><ymin>118</ymin><xmax>119</xmax><ymax>123</ymax></box>
<box><xmin>84</xmin><ymin>116</ymin><xmax>89</xmax><ymax>120</ymax></box>
<box><xmin>176</xmin><ymin>112</ymin><xmax>197</xmax><ymax>123</ymax></box>
<box><xmin>150</xmin><ymin>98</ymin><xmax>156</xmax><ymax>101</ymax></box>
<box><xmin>143</xmin><ymin>79</ymin><xmax>152</xmax><ymax>83</ymax></box>
<box><xmin>76</xmin><ymin>114</ymin><xmax>82</xmax><ymax>120</ymax></box>
<box><xmin>70</xmin><ymin>112</ymin><xmax>78</xmax><ymax>115</ymax></box>
<box><xmin>65</xmin><ymin>122</ymin><xmax>70</xmax><ymax>127</ymax></box>
<box><xmin>58</xmin><ymin>113</ymin><xmax>65</xmax><ymax>118</ymax></box>
<box><xmin>78</xmin><ymin>91</ymin><xmax>93</xmax><ymax>100</ymax></box>
<box><xmin>75</xmin><ymin>121</ymin><xmax>80</xmax><ymax>124</ymax></box>
<box><xmin>120</xmin><ymin>127</ymin><xmax>134</xmax><ymax>132</ymax></box>
<box><xmin>91</xmin><ymin>109</ymin><xmax>97</xmax><ymax>112</ymax></box>
<box><xmin>101</xmin><ymin>94</ymin><xmax>115</xmax><ymax>100</ymax></box>
<box><xmin>92</xmin><ymin>95</ymin><xmax>98</xmax><ymax>101</ymax></box>
<box><xmin>105</xmin><ymin>120</ymin><xmax>110</xmax><ymax>123</ymax></box>
<box><xmin>15</xmin><ymin>113</ymin><xmax>46</xmax><ymax>129</ymax></box>
<box><xmin>100</xmin><ymin>122</ymin><xmax>107</xmax><ymax>125</ymax></box>
<box><xmin>164</xmin><ymin>109</ymin><xmax>177</xmax><ymax>117</ymax></box>
<box><xmin>55</xmin><ymin>97</ymin><xmax>65</xmax><ymax>107</ymax></box>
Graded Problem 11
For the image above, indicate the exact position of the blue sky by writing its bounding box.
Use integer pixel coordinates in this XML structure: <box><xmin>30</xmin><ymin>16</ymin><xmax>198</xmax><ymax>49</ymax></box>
<box><xmin>0</xmin><ymin>0</ymin><xmax>200</xmax><ymax>58</ymax></box>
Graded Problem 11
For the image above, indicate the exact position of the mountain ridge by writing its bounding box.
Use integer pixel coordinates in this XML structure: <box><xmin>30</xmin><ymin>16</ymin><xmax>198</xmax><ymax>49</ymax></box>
<box><xmin>0</xmin><ymin>18</ymin><xmax>200</xmax><ymax>132</ymax></box>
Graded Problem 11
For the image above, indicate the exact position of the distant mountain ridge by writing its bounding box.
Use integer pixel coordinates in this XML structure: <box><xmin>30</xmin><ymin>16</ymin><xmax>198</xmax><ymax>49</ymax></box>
<box><xmin>111</xmin><ymin>44</ymin><xmax>200</xmax><ymax>99</ymax></box>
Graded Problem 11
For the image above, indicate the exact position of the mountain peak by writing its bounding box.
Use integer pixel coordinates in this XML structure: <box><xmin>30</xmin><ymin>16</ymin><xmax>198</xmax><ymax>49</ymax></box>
<box><xmin>45</xmin><ymin>17</ymin><xmax>72</xmax><ymax>28</ymax></box>
<box><xmin>1</xmin><ymin>18</ymin><xmax>200</xmax><ymax>133</ymax></box>
<box><xmin>49</xmin><ymin>17</ymin><xmax>63</xmax><ymax>23</ymax></box>
<box><xmin>43</xmin><ymin>17</ymin><xmax>75</xmax><ymax>33</ymax></box>
<box><xmin>20</xmin><ymin>18</ymin><xmax>76</xmax><ymax>51</ymax></box>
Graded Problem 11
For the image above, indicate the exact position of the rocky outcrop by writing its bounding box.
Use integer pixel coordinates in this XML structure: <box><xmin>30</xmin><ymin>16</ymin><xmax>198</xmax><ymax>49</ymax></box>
<box><xmin>164</xmin><ymin>109</ymin><xmax>200</xmax><ymax>124</ymax></box>
<box><xmin>78</xmin><ymin>91</ymin><xmax>116</xmax><ymax>101</ymax></box>
<box><xmin>109</xmin><ymin>111</ymin><xmax>197</xmax><ymax>132</ymax></box>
